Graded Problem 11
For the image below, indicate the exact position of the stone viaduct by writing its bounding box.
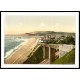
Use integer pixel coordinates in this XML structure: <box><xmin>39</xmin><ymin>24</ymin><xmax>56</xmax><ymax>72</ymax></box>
<box><xmin>40</xmin><ymin>44</ymin><xmax>59</xmax><ymax>64</ymax></box>
<box><xmin>40</xmin><ymin>43</ymin><xmax>74</xmax><ymax>64</ymax></box>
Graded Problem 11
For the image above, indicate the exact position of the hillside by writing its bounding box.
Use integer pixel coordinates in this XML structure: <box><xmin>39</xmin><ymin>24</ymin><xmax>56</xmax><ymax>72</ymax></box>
<box><xmin>52</xmin><ymin>48</ymin><xmax>75</xmax><ymax>64</ymax></box>
<box><xmin>23</xmin><ymin>46</ymin><xmax>43</xmax><ymax>64</ymax></box>
<box><xmin>30</xmin><ymin>31</ymin><xmax>75</xmax><ymax>36</ymax></box>
<box><xmin>6</xmin><ymin>31</ymin><xmax>75</xmax><ymax>36</ymax></box>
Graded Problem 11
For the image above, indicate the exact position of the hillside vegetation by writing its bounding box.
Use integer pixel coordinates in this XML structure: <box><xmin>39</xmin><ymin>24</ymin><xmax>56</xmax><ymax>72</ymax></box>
<box><xmin>53</xmin><ymin>48</ymin><xmax>75</xmax><ymax>64</ymax></box>
<box><xmin>31</xmin><ymin>31</ymin><xmax>75</xmax><ymax>36</ymax></box>
<box><xmin>23</xmin><ymin>46</ymin><xmax>43</xmax><ymax>64</ymax></box>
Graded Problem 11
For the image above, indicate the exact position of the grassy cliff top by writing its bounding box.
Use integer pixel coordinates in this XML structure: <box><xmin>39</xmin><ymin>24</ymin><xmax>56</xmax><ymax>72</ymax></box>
<box><xmin>52</xmin><ymin>48</ymin><xmax>75</xmax><ymax>64</ymax></box>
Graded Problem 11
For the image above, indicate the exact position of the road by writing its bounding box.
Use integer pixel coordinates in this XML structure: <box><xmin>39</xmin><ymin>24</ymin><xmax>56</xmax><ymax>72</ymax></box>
<box><xmin>5</xmin><ymin>38</ymin><xmax>38</xmax><ymax>64</ymax></box>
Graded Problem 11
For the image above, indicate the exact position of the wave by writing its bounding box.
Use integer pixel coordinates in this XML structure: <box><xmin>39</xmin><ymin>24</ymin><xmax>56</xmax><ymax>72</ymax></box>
<box><xmin>5</xmin><ymin>35</ymin><xmax>30</xmax><ymax>58</ymax></box>
<box><xmin>5</xmin><ymin>39</ymin><xmax>29</xmax><ymax>58</ymax></box>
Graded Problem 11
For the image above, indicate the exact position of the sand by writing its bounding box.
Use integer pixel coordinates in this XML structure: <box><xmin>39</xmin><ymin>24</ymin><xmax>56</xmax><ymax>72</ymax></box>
<box><xmin>5</xmin><ymin>38</ymin><xmax>38</xmax><ymax>64</ymax></box>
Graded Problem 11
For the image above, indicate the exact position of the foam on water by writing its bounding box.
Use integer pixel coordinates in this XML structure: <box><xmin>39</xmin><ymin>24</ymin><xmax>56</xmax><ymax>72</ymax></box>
<box><xmin>4</xmin><ymin>36</ymin><xmax>29</xmax><ymax>58</ymax></box>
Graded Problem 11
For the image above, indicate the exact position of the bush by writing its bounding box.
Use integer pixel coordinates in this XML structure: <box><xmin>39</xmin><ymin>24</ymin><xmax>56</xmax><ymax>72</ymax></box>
<box><xmin>58</xmin><ymin>36</ymin><xmax>75</xmax><ymax>44</ymax></box>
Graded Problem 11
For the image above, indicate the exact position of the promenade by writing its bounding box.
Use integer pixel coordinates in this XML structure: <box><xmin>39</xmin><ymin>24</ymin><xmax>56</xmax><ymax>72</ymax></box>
<box><xmin>5</xmin><ymin>38</ymin><xmax>38</xmax><ymax>64</ymax></box>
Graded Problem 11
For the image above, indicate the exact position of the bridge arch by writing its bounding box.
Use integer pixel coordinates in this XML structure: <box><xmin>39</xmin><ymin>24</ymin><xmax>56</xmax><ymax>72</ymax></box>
<box><xmin>42</xmin><ymin>44</ymin><xmax>58</xmax><ymax>64</ymax></box>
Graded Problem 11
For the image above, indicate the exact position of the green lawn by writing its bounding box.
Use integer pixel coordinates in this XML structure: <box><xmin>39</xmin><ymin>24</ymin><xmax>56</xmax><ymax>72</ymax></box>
<box><xmin>52</xmin><ymin>48</ymin><xmax>75</xmax><ymax>64</ymax></box>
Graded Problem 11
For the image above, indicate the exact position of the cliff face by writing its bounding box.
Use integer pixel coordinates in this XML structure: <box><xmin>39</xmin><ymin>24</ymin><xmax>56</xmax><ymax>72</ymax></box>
<box><xmin>25</xmin><ymin>33</ymin><xmax>34</xmax><ymax>36</ymax></box>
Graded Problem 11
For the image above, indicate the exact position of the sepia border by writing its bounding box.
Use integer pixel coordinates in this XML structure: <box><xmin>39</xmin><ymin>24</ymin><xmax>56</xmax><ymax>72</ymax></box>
<box><xmin>0</xmin><ymin>11</ymin><xmax>79</xmax><ymax>69</ymax></box>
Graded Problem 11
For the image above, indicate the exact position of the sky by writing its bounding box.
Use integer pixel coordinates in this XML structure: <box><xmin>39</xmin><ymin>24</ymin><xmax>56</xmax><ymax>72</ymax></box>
<box><xmin>5</xmin><ymin>15</ymin><xmax>76</xmax><ymax>34</ymax></box>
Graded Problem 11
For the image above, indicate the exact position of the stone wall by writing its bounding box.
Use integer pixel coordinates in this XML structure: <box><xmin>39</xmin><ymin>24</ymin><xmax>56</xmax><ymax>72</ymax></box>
<box><xmin>58</xmin><ymin>44</ymin><xmax>74</xmax><ymax>58</ymax></box>
<box><xmin>42</xmin><ymin>44</ymin><xmax>75</xmax><ymax>63</ymax></box>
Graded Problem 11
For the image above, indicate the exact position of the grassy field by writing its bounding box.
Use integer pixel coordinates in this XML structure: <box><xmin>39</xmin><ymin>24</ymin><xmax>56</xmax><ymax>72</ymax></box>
<box><xmin>23</xmin><ymin>46</ymin><xmax>43</xmax><ymax>64</ymax></box>
<box><xmin>52</xmin><ymin>48</ymin><xmax>75</xmax><ymax>64</ymax></box>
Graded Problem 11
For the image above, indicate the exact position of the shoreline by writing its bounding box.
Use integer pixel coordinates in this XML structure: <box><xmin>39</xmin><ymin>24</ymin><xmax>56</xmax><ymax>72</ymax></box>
<box><xmin>5</xmin><ymin>37</ymin><xmax>38</xmax><ymax>64</ymax></box>
<box><xmin>5</xmin><ymin>39</ymin><xmax>29</xmax><ymax>59</ymax></box>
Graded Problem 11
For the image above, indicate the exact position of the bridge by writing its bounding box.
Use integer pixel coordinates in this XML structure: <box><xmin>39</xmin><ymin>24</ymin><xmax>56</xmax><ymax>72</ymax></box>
<box><xmin>40</xmin><ymin>43</ymin><xmax>74</xmax><ymax>64</ymax></box>
<box><xmin>40</xmin><ymin>43</ymin><xmax>59</xmax><ymax>64</ymax></box>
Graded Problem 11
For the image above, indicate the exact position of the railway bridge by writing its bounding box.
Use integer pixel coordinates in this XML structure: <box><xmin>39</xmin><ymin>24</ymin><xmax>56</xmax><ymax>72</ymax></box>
<box><xmin>40</xmin><ymin>44</ymin><xmax>59</xmax><ymax>64</ymax></box>
<box><xmin>40</xmin><ymin>43</ymin><xmax>74</xmax><ymax>64</ymax></box>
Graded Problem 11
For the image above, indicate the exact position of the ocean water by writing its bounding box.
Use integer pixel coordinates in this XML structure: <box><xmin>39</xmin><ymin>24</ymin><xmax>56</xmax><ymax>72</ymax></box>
<box><xmin>4</xmin><ymin>36</ymin><xmax>29</xmax><ymax>57</ymax></box>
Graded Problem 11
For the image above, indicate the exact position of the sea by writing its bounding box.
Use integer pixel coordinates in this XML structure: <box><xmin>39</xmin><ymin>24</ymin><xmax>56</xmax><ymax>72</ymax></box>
<box><xmin>4</xmin><ymin>35</ymin><xmax>30</xmax><ymax>58</ymax></box>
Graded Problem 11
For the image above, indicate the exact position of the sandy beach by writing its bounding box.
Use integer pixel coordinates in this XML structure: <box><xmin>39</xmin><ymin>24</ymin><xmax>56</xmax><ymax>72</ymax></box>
<box><xmin>5</xmin><ymin>38</ymin><xmax>38</xmax><ymax>64</ymax></box>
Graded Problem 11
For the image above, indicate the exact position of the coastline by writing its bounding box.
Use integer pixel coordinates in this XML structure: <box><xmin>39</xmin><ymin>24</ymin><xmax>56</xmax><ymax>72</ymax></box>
<box><xmin>5</xmin><ymin>39</ymin><xmax>29</xmax><ymax>58</ymax></box>
<box><xmin>4</xmin><ymin>37</ymin><xmax>38</xmax><ymax>64</ymax></box>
